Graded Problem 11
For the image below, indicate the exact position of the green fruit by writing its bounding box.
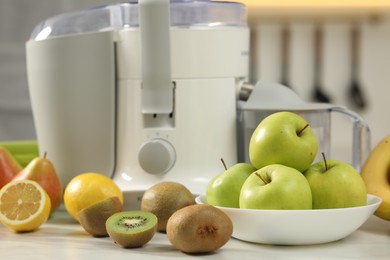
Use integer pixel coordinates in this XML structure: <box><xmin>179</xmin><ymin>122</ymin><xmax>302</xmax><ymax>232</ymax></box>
<box><xmin>303</xmin><ymin>158</ymin><xmax>367</xmax><ymax>209</ymax></box>
<box><xmin>0</xmin><ymin>140</ymin><xmax>39</xmax><ymax>167</ymax></box>
<box><xmin>249</xmin><ymin>111</ymin><xmax>318</xmax><ymax>172</ymax></box>
<box><xmin>140</xmin><ymin>181</ymin><xmax>195</xmax><ymax>232</ymax></box>
<box><xmin>166</xmin><ymin>204</ymin><xmax>233</xmax><ymax>254</ymax></box>
<box><xmin>206</xmin><ymin>161</ymin><xmax>256</xmax><ymax>208</ymax></box>
<box><xmin>78</xmin><ymin>196</ymin><xmax>123</xmax><ymax>237</ymax></box>
<box><xmin>106</xmin><ymin>211</ymin><xmax>157</xmax><ymax>248</ymax></box>
<box><xmin>239</xmin><ymin>164</ymin><xmax>312</xmax><ymax>210</ymax></box>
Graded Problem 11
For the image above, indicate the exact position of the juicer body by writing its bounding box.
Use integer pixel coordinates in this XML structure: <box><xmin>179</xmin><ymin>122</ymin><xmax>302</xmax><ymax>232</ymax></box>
<box><xmin>26</xmin><ymin>18</ymin><xmax>249</xmax><ymax>197</ymax></box>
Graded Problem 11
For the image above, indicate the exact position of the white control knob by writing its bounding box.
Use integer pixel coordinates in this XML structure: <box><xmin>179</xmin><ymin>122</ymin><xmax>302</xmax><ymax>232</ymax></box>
<box><xmin>138</xmin><ymin>139</ymin><xmax>176</xmax><ymax>174</ymax></box>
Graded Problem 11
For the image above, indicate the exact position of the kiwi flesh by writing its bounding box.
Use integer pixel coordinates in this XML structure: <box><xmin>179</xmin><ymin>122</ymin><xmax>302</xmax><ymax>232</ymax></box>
<box><xmin>106</xmin><ymin>210</ymin><xmax>157</xmax><ymax>248</ymax></box>
<box><xmin>166</xmin><ymin>204</ymin><xmax>233</xmax><ymax>254</ymax></box>
<box><xmin>77</xmin><ymin>196</ymin><xmax>123</xmax><ymax>237</ymax></box>
<box><xmin>140</xmin><ymin>181</ymin><xmax>195</xmax><ymax>232</ymax></box>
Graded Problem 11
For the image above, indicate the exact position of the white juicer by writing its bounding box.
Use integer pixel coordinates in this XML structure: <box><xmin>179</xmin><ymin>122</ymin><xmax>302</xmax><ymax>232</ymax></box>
<box><xmin>26</xmin><ymin>0</ymin><xmax>249</xmax><ymax>207</ymax></box>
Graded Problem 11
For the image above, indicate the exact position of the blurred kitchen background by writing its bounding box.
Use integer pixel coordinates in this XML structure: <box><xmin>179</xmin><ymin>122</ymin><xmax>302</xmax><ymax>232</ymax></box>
<box><xmin>1</xmin><ymin>0</ymin><xmax>390</xmax><ymax>165</ymax></box>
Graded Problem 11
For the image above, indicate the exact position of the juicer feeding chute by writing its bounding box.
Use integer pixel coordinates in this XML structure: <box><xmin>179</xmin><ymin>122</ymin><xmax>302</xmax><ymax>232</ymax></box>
<box><xmin>139</xmin><ymin>0</ymin><xmax>173</xmax><ymax>115</ymax></box>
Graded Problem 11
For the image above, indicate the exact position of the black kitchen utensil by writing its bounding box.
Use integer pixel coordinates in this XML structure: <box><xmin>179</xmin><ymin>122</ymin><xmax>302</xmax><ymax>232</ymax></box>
<box><xmin>349</xmin><ymin>24</ymin><xmax>367</xmax><ymax>110</ymax></box>
<box><xmin>280</xmin><ymin>23</ymin><xmax>291</xmax><ymax>88</ymax></box>
<box><xmin>312</xmin><ymin>24</ymin><xmax>332</xmax><ymax>103</ymax></box>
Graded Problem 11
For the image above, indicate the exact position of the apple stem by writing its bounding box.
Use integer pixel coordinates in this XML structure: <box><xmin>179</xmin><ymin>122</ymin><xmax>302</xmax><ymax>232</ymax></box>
<box><xmin>322</xmin><ymin>152</ymin><xmax>328</xmax><ymax>171</ymax></box>
<box><xmin>43</xmin><ymin>151</ymin><xmax>47</xmax><ymax>159</ymax></box>
<box><xmin>297</xmin><ymin>124</ymin><xmax>309</xmax><ymax>137</ymax></box>
<box><xmin>255</xmin><ymin>172</ymin><xmax>269</xmax><ymax>184</ymax></box>
<box><xmin>220</xmin><ymin>158</ymin><xmax>228</xmax><ymax>171</ymax></box>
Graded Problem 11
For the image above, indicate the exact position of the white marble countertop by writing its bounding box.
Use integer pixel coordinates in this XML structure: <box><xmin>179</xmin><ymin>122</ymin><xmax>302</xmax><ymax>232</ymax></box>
<box><xmin>1</xmin><ymin>210</ymin><xmax>389</xmax><ymax>260</ymax></box>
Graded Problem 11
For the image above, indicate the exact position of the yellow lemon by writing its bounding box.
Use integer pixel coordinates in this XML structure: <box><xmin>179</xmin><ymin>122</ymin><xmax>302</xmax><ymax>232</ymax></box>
<box><xmin>64</xmin><ymin>173</ymin><xmax>123</xmax><ymax>221</ymax></box>
<box><xmin>0</xmin><ymin>179</ymin><xmax>51</xmax><ymax>232</ymax></box>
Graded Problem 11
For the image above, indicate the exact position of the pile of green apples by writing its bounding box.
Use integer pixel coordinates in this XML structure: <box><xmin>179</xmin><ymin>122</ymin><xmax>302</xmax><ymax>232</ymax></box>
<box><xmin>206</xmin><ymin>111</ymin><xmax>367</xmax><ymax>210</ymax></box>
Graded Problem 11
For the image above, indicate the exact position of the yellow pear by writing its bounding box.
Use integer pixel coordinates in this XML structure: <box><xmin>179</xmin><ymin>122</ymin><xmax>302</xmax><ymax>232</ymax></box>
<box><xmin>12</xmin><ymin>152</ymin><xmax>62</xmax><ymax>215</ymax></box>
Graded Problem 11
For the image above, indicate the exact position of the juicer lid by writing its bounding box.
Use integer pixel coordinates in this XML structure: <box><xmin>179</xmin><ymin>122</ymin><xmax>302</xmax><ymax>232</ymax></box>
<box><xmin>243</xmin><ymin>81</ymin><xmax>339</xmax><ymax>111</ymax></box>
<box><xmin>30</xmin><ymin>0</ymin><xmax>247</xmax><ymax>41</ymax></box>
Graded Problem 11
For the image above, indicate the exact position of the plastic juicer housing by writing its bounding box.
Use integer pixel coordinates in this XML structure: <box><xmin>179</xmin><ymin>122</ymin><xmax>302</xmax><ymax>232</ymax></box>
<box><xmin>26</xmin><ymin>0</ymin><xmax>250</xmax><ymax>208</ymax></box>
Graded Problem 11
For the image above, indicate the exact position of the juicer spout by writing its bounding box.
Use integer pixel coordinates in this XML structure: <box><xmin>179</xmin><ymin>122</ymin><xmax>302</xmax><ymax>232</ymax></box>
<box><xmin>140</xmin><ymin>0</ymin><xmax>173</xmax><ymax>114</ymax></box>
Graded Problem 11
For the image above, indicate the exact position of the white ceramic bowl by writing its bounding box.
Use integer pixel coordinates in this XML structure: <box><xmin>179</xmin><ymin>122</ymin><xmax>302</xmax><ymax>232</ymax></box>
<box><xmin>195</xmin><ymin>194</ymin><xmax>381</xmax><ymax>245</ymax></box>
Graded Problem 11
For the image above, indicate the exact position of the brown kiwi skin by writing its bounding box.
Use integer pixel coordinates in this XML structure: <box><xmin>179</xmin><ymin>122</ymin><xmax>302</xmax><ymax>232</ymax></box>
<box><xmin>166</xmin><ymin>204</ymin><xmax>233</xmax><ymax>254</ymax></box>
<box><xmin>140</xmin><ymin>181</ymin><xmax>195</xmax><ymax>232</ymax></box>
<box><xmin>77</xmin><ymin>196</ymin><xmax>123</xmax><ymax>237</ymax></box>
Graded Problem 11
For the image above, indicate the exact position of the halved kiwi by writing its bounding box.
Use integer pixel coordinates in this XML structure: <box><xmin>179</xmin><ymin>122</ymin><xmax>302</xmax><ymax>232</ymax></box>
<box><xmin>166</xmin><ymin>204</ymin><xmax>233</xmax><ymax>254</ymax></box>
<box><xmin>78</xmin><ymin>196</ymin><xmax>123</xmax><ymax>237</ymax></box>
<box><xmin>106</xmin><ymin>210</ymin><xmax>157</xmax><ymax>248</ymax></box>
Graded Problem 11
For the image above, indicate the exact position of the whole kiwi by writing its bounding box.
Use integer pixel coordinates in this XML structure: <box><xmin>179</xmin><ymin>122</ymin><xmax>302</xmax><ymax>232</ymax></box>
<box><xmin>77</xmin><ymin>196</ymin><xmax>123</xmax><ymax>237</ymax></box>
<box><xmin>106</xmin><ymin>210</ymin><xmax>157</xmax><ymax>248</ymax></box>
<box><xmin>166</xmin><ymin>204</ymin><xmax>233</xmax><ymax>254</ymax></box>
<box><xmin>140</xmin><ymin>181</ymin><xmax>195</xmax><ymax>232</ymax></box>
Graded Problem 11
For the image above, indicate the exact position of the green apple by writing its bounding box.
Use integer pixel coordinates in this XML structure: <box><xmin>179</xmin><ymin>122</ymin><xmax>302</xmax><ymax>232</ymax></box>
<box><xmin>303</xmin><ymin>157</ymin><xmax>367</xmax><ymax>209</ymax></box>
<box><xmin>249</xmin><ymin>111</ymin><xmax>318</xmax><ymax>173</ymax></box>
<box><xmin>206</xmin><ymin>160</ymin><xmax>256</xmax><ymax>208</ymax></box>
<box><xmin>239</xmin><ymin>164</ymin><xmax>312</xmax><ymax>210</ymax></box>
